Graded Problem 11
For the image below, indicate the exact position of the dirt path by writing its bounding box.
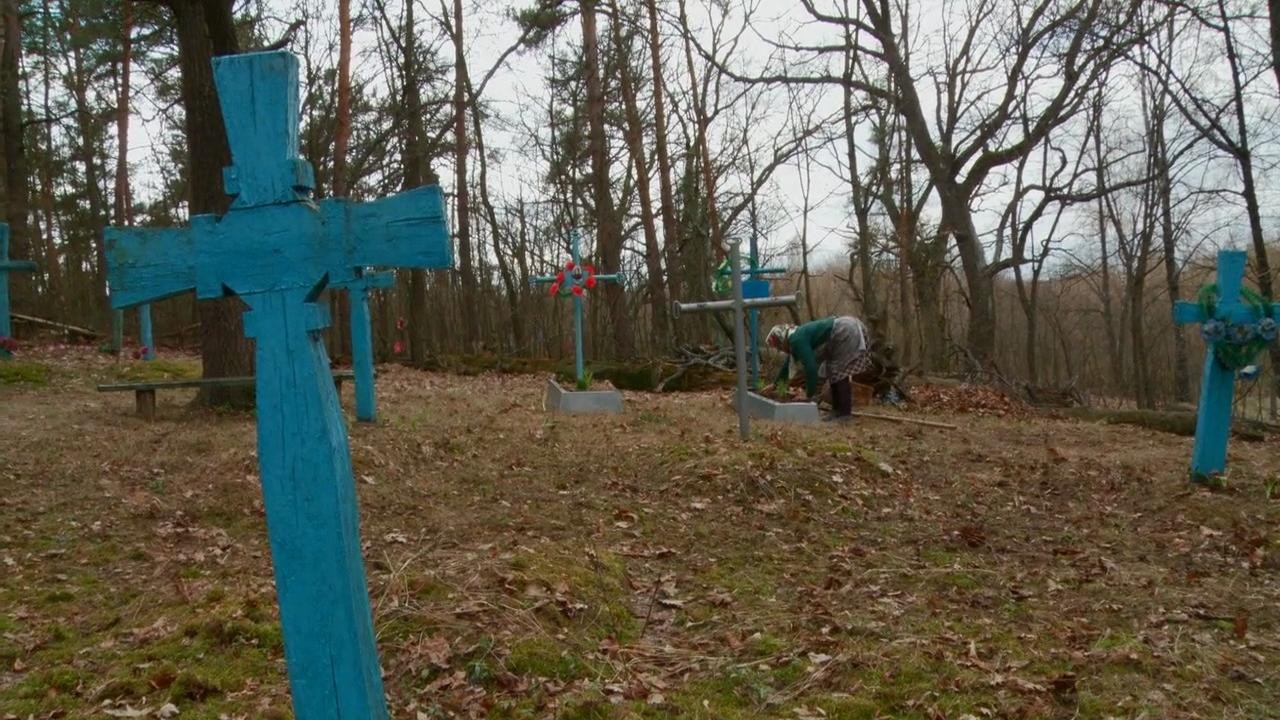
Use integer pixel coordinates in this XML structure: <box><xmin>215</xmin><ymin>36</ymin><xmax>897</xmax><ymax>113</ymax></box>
<box><xmin>1</xmin><ymin>349</ymin><xmax>1278</xmax><ymax>719</ymax></box>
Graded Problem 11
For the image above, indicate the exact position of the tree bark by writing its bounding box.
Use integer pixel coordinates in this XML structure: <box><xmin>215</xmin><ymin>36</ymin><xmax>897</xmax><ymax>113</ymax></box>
<box><xmin>464</xmin><ymin>73</ymin><xmax>522</xmax><ymax>351</ymax></box>
<box><xmin>1151</xmin><ymin>86</ymin><xmax>1190</xmax><ymax>403</ymax></box>
<box><xmin>1215</xmin><ymin>0</ymin><xmax>1280</xmax><ymax>400</ymax></box>
<box><xmin>328</xmin><ymin>0</ymin><xmax>353</xmax><ymax>361</ymax></box>
<box><xmin>609</xmin><ymin>0</ymin><xmax>668</xmax><ymax>349</ymax></box>
<box><xmin>400</xmin><ymin>0</ymin><xmax>434</xmax><ymax>365</ymax></box>
<box><xmin>171</xmin><ymin>0</ymin><xmax>254</xmax><ymax>407</ymax></box>
<box><xmin>1270</xmin><ymin>0</ymin><xmax>1280</xmax><ymax>91</ymax></box>
<box><xmin>453</xmin><ymin>0</ymin><xmax>479</xmax><ymax>352</ymax></box>
<box><xmin>580</xmin><ymin>0</ymin><xmax>632</xmax><ymax>356</ymax></box>
<box><xmin>645</xmin><ymin>0</ymin><xmax>681</xmax><ymax>332</ymax></box>
<box><xmin>676</xmin><ymin>0</ymin><xmax>722</xmax><ymax>259</ymax></box>
<box><xmin>0</xmin><ymin>0</ymin><xmax>31</xmax><ymax>308</ymax></box>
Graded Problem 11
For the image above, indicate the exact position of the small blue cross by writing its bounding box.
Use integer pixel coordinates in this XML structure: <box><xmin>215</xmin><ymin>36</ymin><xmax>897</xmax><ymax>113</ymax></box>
<box><xmin>1173</xmin><ymin>250</ymin><xmax>1280</xmax><ymax>481</ymax></box>
<box><xmin>0</xmin><ymin>223</ymin><xmax>38</xmax><ymax>343</ymax></box>
<box><xmin>104</xmin><ymin>51</ymin><xmax>451</xmax><ymax>719</ymax></box>
<box><xmin>532</xmin><ymin>229</ymin><xmax>620</xmax><ymax>385</ymax></box>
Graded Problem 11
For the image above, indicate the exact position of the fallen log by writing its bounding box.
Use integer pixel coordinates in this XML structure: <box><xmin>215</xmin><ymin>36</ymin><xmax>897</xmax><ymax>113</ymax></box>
<box><xmin>10</xmin><ymin>313</ymin><xmax>101</xmax><ymax>339</ymax></box>
<box><xmin>1059</xmin><ymin>407</ymin><xmax>1278</xmax><ymax>441</ymax></box>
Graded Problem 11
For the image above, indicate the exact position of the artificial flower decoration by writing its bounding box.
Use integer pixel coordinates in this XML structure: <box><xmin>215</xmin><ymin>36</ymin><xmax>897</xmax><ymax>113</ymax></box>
<box><xmin>1195</xmin><ymin>283</ymin><xmax>1279</xmax><ymax>371</ymax></box>
<box><xmin>1227</xmin><ymin>322</ymin><xmax>1256</xmax><ymax>345</ymax></box>
<box><xmin>1202</xmin><ymin>319</ymin><xmax>1226</xmax><ymax>344</ymax></box>
<box><xmin>1259</xmin><ymin>317</ymin><xmax>1279</xmax><ymax>342</ymax></box>
<box><xmin>545</xmin><ymin>260</ymin><xmax>600</xmax><ymax>298</ymax></box>
<box><xmin>393</xmin><ymin>340</ymin><xmax>405</xmax><ymax>355</ymax></box>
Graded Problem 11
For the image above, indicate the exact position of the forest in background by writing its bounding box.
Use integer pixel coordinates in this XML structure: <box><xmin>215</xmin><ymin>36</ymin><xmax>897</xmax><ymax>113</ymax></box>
<box><xmin>0</xmin><ymin>0</ymin><xmax>1279</xmax><ymax>409</ymax></box>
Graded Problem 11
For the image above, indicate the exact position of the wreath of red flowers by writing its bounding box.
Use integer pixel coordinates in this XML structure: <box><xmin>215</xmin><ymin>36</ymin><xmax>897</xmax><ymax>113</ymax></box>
<box><xmin>548</xmin><ymin>261</ymin><xmax>599</xmax><ymax>298</ymax></box>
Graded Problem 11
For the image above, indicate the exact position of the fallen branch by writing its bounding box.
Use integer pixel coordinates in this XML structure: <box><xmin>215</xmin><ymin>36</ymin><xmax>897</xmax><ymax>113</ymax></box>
<box><xmin>850</xmin><ymin>411</ymin><xmax>957</xmax><ymax>430</ymax></box>
<box><xmin>10</xmin><ymin>313</ymin><xmax>101</xmax><ymax>339</ymax></box>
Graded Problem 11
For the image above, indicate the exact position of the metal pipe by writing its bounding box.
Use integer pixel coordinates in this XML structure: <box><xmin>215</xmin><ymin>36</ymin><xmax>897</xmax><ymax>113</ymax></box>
<box><xmin>671</xmin><ymin>294</ymin><xmax>800</xmax><ymax>319</ymax></box>
<box><xmin>730</xmin><ymin>243</ymin><xmax>749</xmax><ymax>441</ymax></box>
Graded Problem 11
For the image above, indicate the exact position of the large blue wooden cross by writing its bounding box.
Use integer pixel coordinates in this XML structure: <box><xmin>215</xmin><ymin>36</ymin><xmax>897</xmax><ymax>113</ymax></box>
<box><xmin>0</xmin><ymin>223</ymin><xmax>37</xmax><ymax>344</ymax></box>
<box><xmin>1173</xmin><ymin>250</ymin><xmax>1280</xmax><ymax>481</ymax></box>
<box><xmin>104</xmin><ymin>51</ymin><xmax>452</xmax><ymax>719</ymax></box>
<box><xmin>532</xmin><ymin>229</ymin><xmax>620</xmax><ymax>385</ymax></box>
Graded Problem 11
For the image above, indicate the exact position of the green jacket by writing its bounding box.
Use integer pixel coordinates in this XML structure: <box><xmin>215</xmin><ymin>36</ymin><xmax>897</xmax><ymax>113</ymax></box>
<box><xmin>774</xmin><ymin>317</ymin><xmax>835</xmax><ymax>398</ymax></box>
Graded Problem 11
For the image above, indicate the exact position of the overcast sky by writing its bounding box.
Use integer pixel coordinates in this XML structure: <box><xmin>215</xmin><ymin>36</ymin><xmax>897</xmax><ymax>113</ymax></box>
<box><xmin>126</xmin><ymin>0</ymin><xmax>1280</xmax><ymax>279</ymax></box>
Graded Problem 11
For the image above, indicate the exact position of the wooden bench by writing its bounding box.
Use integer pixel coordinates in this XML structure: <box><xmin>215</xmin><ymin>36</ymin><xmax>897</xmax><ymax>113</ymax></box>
<box><xmin>97</xmin><ymin>371</ymin><xmax>356</xmax><ymax>420</ymax></box>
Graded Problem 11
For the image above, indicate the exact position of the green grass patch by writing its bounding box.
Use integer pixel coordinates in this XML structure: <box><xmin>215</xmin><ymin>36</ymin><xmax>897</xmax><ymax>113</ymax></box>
<box><xmin>505</xmin><ymin>636</ymin><xmax>595</xmax><ymax>681</ymax></box>
<box><xmin>0</xmin><ymin>360</ymin><xmax>50</xmax><ymax>384</ymax></box>
<box><xmin>113</xmin><ymin>358</ymin><xmax>201</xmax><ymax>381</ymax></box>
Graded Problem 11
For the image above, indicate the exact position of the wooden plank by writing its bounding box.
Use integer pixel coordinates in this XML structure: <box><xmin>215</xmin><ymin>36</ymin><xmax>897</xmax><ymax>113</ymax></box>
<box><xmin>97</xmin><ymin>370</ymin><xmax>354</xmax><ymax>392</ymax></box>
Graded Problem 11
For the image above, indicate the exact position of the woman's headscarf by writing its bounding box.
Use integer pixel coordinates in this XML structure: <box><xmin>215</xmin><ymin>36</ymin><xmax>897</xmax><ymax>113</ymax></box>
<box><xmin>766</xmin><ymin>324</ymin><xmax>794</xmax><ymax>351</ymax></box>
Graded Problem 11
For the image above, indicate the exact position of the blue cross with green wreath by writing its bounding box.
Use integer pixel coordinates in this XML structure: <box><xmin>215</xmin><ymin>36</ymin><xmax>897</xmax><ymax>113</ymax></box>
<box><xmin>1173</xmin><ymin>250</ymin><xmax>1280</xmax><ymax>481</ymax></box>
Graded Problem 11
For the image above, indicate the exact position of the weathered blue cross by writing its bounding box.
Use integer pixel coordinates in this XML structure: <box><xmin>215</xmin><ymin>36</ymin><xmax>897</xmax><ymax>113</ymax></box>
<box><xmin>532</xmin><ymin>229</ymin><xmax>620</xmax><ymax>385</ymax></box>
<box><xmin>0</xmin><ymin>223</ymin><xmax>37</xmax><ymax>344</ymax></box>
<box><xmin>105</xmin><ymin>51</ymin><xmax>451</xmax><ymax>719</ymax></box>
<box><xmin>1173</xmin><ymin>249</ymin><xmax>1280</xmax><ymax>481</ymax></box>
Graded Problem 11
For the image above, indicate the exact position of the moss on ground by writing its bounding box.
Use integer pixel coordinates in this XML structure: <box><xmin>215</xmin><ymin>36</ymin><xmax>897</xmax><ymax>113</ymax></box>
<box><xmin>0</xmin><ymin>360</ymin><xmax>50</xmax><ymax>384</ymax></box>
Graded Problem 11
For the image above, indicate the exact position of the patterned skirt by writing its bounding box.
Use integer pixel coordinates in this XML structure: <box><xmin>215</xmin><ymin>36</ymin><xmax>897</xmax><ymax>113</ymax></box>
<box><xmin>817</xmin><ymin>316</ymin><xmax>874</xmax><ymax>386</ymax></box>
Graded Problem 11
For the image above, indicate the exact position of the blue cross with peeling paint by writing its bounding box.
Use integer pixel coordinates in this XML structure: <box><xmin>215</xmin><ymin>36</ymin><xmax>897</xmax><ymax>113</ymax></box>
<box><xmin>532</xmin><ymin>229</ymin><xmax>620</xmax><ymax>384</ymax></box>
<box><xmin>104</xmin><ymin>51</ymin><xmax>451</xmax><ymax>719</ymax></box>
<box><xmin>1173</xmin><ymin>250</ymin><xmax>1280</xmax><ymax>482</ymax></box>
<box><xmin>0</xmin><ymin>223</ymin><xmax>37</xmax><ymax>346</ymax></box>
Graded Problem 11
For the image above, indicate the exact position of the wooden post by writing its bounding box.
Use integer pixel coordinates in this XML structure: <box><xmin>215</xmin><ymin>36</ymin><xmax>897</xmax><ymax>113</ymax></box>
<box><xmin>135</xmin><ymin>389</ymin><xmax>156</xmax><ymax>420</ymax></box>
<box><xmin>139</xmin><ymin>304</ymin><xmax>156</xmax><ymax>360</ymax></box>
<box><xmin>0</xmin><ymin>223</ymin><xmax>38</xmax><ymax>342</ymax></box>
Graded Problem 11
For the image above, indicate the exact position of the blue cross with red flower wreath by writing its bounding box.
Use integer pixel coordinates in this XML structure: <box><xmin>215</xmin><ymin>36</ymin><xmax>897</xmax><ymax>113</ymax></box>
<box><xmin>532</xmin><ymin>229</ymin><xmax>621</xmax><ymax>385</ymax></box>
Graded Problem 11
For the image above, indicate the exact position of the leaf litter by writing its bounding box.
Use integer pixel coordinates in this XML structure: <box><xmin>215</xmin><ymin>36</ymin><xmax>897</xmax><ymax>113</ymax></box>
<box><xmin>0</xmin><ymin>353</ymin><xmax>1277</xmax><ymax>718</ymax></box>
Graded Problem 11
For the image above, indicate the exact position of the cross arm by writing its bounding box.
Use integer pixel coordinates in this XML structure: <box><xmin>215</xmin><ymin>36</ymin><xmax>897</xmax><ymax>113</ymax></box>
<box><xmin>322</xmin><ymin>186</ymin><xmax>451</xmax><ymax>272</ymax></box>
<box><xmin>1173</xmin><ymin>301</ymin><xmax>1207</xmax><ymax>326</ymax></box>
<box><xmin>0</xmin><ymin>260</ymin><xmax>37</xmax><ymax>272</ymax></box>
<box><xmin>105</xmin><ymin>226</ymin><xmax>196</xmax><ymax>309</ymax></box>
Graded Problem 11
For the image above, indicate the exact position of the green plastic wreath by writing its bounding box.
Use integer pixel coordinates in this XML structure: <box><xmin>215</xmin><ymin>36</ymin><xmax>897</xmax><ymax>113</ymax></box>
<box><xmin>1196</xmin><ymin>283</ymin><xmax>1276</xmax><ymax>370</ymax></box>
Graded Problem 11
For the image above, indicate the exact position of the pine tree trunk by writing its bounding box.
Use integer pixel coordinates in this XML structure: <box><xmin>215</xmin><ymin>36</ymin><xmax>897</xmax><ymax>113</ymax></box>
<box><xmin>400</xmin><ymin>0</ymin><xmax>435</xmax><ymax>365</ymax></box>
<box><xmin>609</xmin><ymin>0</ymin><xmax>667</xmax><ymax>349</ymax></box>
<box><xmin>581</xmin><ymin>0</ymin><xmax>632</xmax><ymax>357</ymax></box>
<box><xmin>327</xmin><ymin>0</ymin><xmax>353</xmax><ymax>362</ymax></box>
<box><xmin>0</xmin><ymin>0</ymin><xmax>31</xmax><ymax>308</ymax></box>
<box><xmin>645</xmin><ymin>0</ymin><xmax>682</xmax><ymax>338</ymax></box>
<box><xmin>453</xmin><ymin>0</ymin><xmax>479</xmax><ymax>352</ymax></box>
<box><xmin>171</xmin><ymin>0</ymin><xmax>254</xmax><ymax>407</ymax></box>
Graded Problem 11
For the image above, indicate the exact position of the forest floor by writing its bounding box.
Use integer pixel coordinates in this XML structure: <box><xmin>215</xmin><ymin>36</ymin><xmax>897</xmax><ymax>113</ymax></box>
<box><xmin>2</xmin><ymin>346</ymin><xmax>1279</xmax><ymax>720</ymax></box>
